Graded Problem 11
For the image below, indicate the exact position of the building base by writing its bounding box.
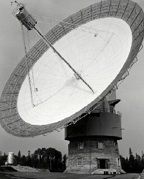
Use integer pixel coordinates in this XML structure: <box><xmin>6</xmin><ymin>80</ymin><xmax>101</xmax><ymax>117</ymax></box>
<box><xmin>65</xmin><ymin>112</ymin><xmax>122</xmax><ymax>174</ymax></box>
<box><xmin>65</xmin><ymin>138</ymin><xmax>122</xmax><ymax>174</ymax></box>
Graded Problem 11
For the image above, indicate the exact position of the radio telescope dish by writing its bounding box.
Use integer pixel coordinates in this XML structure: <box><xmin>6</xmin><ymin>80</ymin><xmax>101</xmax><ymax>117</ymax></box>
<box><xmin>0</xmin><ymin>0</ymin><xmax>144</xmax><ymax>137</ymax></box>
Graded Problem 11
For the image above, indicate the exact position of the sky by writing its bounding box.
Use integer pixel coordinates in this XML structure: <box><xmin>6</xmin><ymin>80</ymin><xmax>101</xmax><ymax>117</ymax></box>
<box><xmin>0</xmin><ymin>0</ymin><xmax>144</xmax><ymax>157</ymax></box>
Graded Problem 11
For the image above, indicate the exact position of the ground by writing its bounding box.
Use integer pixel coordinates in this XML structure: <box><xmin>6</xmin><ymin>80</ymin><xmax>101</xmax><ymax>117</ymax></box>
<box><xmin>0</xmin><ymin>172</ymin><xmax>140</xmax><ymax>179</ymax></box>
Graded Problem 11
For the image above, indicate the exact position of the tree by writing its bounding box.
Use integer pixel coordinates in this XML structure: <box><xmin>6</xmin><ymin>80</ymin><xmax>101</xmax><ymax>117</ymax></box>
<box><xmin>0</xmin><ymin>147</ymin><xmax>66</xmax><ymax>172</ymax></box>
<box><xmin>0</xmin><ymin>153</ymin><xmax>7</xmax><ymax>166</ymax></box>
<box><xmin>17</xmin><ymin>150</ymin><xmax>21</xmax><ymax>164</ymax></box>
<box><xmin>120</xmin><ymin>148</ymin><xmax>144</xmax><ymax>173</ymax></box>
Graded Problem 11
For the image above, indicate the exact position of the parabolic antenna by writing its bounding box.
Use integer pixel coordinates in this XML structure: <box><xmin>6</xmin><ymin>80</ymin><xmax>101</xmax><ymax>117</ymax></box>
<box><xmin>0</xmin><ymin>0</ymin><xmax>144</xmax><ymax>137</ymax></box>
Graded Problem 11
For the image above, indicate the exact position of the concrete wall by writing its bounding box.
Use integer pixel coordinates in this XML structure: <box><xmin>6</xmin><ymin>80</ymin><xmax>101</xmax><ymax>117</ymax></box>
<box><xmin>66</xmin><ymin>138</ymin><xmax>121</xmax><ymax>174</ymax></box>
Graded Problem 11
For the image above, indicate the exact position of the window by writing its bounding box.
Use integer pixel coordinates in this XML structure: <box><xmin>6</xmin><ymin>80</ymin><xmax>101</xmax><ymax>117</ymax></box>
<box><xmin>98</xmin><ymin>142</ymin><xmax>104</xmax><ymax>149</ymax></box>
<box><xmin>78</xmin><ymin>142</ymin><xmax>84</xmax><ymax>150</ymax></box>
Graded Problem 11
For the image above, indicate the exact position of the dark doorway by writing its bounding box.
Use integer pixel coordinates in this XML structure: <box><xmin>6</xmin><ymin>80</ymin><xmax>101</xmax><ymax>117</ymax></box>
<box><xmin>97</xmin><ymin>159</ymin><xmax>109</xmax><ymax>169</ymax></box>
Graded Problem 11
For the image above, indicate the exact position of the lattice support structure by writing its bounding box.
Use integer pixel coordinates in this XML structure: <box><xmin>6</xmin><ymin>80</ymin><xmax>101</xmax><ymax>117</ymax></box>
<box><xmin>65</xmin><ymin>91</ymin><xmax>122</xmax><ymax>174</ymax></box>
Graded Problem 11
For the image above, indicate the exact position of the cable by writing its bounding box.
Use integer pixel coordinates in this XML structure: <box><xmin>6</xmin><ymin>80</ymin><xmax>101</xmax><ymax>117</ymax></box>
<box><xmin>26</xmin><ymin>30</ymin><xmax>38</xmax><ymax>92</ymax></box>
<box><xmin>26</xmin><ymin>30</ymin><xmax>45</xmax><ymax>106</ymax></box>
<box><xmin>21</xmin><ymin>24</ymin><xmax>35</xmax><ymax>107</ymax></box>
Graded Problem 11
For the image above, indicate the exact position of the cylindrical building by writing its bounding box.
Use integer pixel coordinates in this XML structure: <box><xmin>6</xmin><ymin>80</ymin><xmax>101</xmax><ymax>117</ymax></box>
<box><xmin>7</xmin><ymin>152</ymin><xmax>14</xmax><ymax>165</ymax></box>
<box><xmin>65</xmin><ymin>92</ymin><xmax>122</xmax><ymax>174</ymax></box>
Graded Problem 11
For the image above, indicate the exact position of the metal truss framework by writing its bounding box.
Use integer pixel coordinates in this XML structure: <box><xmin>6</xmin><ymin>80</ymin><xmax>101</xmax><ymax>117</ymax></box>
<box><xmin>0</xmin><ymin>0</ymin><xmax>144</xmax><ymax>137</ymax></box>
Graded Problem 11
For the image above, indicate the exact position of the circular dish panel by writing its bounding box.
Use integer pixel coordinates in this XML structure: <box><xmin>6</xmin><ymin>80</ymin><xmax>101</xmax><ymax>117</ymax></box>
<box><xmin>18</xmin><ymin>17</ymin><xmax>132</xmax><ymax>125</ymax></box>
<box><xmin>0</xmin><ymin>0</ymin><xmax>144</xmax><ymax>137</ymax></box>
